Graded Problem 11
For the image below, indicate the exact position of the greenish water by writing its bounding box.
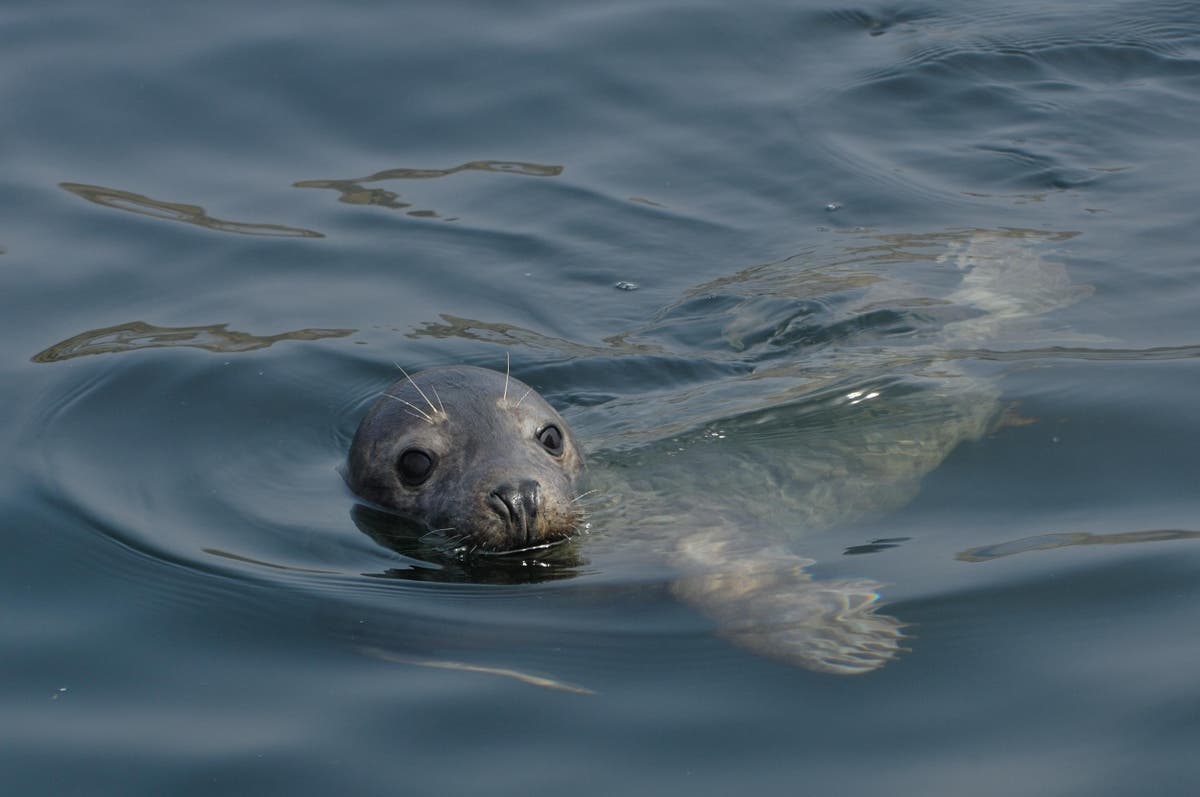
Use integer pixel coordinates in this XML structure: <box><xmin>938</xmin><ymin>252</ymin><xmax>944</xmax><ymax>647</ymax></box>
<box><xmin>4</xmin><ymin>1</ymin><xmax>1200</xmax><ymax>794</ymax></box>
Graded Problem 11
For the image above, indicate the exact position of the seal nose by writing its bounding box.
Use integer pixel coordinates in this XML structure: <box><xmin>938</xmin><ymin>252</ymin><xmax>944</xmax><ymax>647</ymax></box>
<box><xmin>487</xmin><ymin>479</ymin><xmax>542</xmax><ymax>545</ymax></box>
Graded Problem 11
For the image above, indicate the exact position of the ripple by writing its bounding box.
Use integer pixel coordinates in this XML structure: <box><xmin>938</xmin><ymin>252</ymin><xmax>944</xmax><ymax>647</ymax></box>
<box><xmin>25</xmin><ymin>344</ymin><xmax>614</xmax><ymax>641</ymax></box>
<box><xmin>30</xmin><ymin>353</ymin><xmax>370</xmax><ymax>578</ymax></box>
<box><xmin>810</xmin><ymin>3</ymin><xmax>1200</xmax><ymax>208</ymax></box>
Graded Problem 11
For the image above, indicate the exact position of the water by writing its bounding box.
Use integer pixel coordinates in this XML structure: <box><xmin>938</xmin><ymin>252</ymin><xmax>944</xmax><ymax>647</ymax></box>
<box><xmin>4</xmin><ymin>0</ymin><xmax>1200</xmax><ymax>793</ymax></box>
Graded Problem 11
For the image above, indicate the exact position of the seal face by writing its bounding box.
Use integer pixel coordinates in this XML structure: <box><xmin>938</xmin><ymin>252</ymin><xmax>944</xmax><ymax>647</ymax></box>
<box><xmin>347</xmin><ymin>366</ymin><xmax>585</xmax><ymax>553</ymax></box>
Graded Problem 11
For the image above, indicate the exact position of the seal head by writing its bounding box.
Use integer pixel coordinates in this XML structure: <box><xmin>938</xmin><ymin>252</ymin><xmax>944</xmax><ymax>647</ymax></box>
<box><xmin>347</xmin><ymin>366</ymin><xmax>585</xmax><ymax>552</ymax></box>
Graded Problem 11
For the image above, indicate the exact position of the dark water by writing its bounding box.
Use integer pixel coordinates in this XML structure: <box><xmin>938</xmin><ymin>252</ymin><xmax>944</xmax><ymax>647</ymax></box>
<box><xmin>4</xmin><ymin>0</ymin><xmax>1200</xmax><ymax>793</ymax></box>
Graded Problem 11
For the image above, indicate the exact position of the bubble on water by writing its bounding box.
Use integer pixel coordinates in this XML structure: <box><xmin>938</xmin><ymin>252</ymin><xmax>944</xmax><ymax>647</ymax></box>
<box><xmin>614</xmin><ymin>281</ymin><xmax>639</xmax><ymax>291</ymax></box>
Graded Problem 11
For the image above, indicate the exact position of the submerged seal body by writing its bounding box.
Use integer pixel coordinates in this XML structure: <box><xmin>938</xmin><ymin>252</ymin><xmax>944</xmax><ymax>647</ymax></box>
<box><xmin>347</xmin><ymin>366</ymin><xmax>585</xmax><ymax>553</ymax></box>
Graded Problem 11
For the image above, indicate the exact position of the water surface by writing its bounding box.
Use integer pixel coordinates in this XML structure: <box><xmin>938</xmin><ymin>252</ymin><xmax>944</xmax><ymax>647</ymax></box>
<box><xmin>3</xmin><ymin>1</ymin><xmax>1200</xmax><ymax>794</ymax></box>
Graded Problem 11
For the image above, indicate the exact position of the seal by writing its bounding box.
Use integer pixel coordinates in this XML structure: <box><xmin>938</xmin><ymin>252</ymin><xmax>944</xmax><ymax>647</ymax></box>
<box><xmin>346</xmin><ymin>230</ymin><xmax>1086</xmax><ymax>675</ymax></box>
<box><xmin>346</xmin><ymin>363</ymin><xmax>909</xmax><ymax>674</ymax></box>
<box><xmin>347</xmin><ymin>365</ymin><xmax>585</xmax><ymax>553</ymax></box>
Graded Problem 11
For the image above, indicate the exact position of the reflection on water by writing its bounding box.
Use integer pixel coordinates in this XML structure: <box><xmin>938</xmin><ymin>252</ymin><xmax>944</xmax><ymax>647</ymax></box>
<box><xmin>202</xmin><ymin>548</ymin><xmax>338</xmax><ymax>575</ymax></box>
<box><xmin>950</xmin><ymin>343</ymin><xmax>1200</xmax><ymax>363</ymax></box>
<box><xmin>59</xmin><ymin>182</ymin><xmax>324</xmax><ymax>238</ymax></box>
<box><xmin>409</xmin><ymin>312</ymin><xmax>652</xmax><ymax>357</ymax></box>
<box><xmin>360</xmin><ymin>647</ymin><xmax>597</xmax><ymax>695</ymax></box>
<box><xmin>294</xmin><ymin>159</ymin><xmax>563</xmax><ymax>216</ymax></box>
<box><xmin>350</xmin><ymin>504</ymin><xmax>584</xmax><ymax>584</ymax></box>
<box><xmin>32</xmin><ymin>320</ymin><xmax>354</xmax><ymax>362</ymax></box>
<box><xmin>843</xmin><ymin>537</ymin><xmax>911</xmax><ymax>556</ymax></box>
<box><xmin>958</xmin><ymin>528</ymin><xmax>1200</xmax><ymax>562</ymax></box>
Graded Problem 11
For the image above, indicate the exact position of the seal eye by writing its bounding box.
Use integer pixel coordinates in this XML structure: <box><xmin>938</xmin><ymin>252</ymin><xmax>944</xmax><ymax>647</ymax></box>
<box><xmin>537</xmin><ymin>424</ymin><xmax>564</xmax><ymax>456</ymax></box>
<box><xmin>397</xmin><ymin>448</ymin><xmax>435</xmax><ymax>486</ymax></box>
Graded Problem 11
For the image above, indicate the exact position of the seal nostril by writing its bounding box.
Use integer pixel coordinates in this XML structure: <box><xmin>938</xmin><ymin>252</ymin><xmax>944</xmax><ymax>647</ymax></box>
<box><xmin>488</xmin><ymin>480</ymin><xmax>543</xmax><ymax>545</ymax></box>
<box><xmin>487</xmin><ymin>485</ymin><xmax>516</xmax><ymax>524</ymax></box>
<box><xmin>518</xmin><ymin>479</ymin><xmax>541</xmax><ymax>523</ymax></box>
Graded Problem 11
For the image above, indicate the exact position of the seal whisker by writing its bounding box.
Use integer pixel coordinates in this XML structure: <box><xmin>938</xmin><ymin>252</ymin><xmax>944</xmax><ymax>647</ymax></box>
<box><xmin>572</xmin><ymin>489</ymin><xmax>600</xmax><ymax>503</ymax></box>
<box><xmin>393</xmin><ymin>362</ymin><xmax>441</xmax><ymax>417</ymax></box>
<box><xmin>381</xmin><ymin>393</ymin><xmax>435</xmax><ymax>424</ymax></box>
<box><xmin>430</xmin><ymin>384</ymin><xmax>447</xmax><ymax>418</ymax></box>
<box><xmin>419</xmin><ymin>526</ymin><xmax>458</xmax><ymax>542</ymax></box>
<box><xmin>435</xmin><ymin>537</ymin><xmax>472</xmax><ymax>555</ymax></box>
<box><xmin>514</xmin><ymin>387</ymin><xmax>533</xmax><ymax>408</ymax></box>
<box><xmin>502</xmin><ymin>352</ymin><xmax>511</xmax><ymax>403</ymax></box>
<box><xmin>425</xmin><ymin>526</ymin><xmax>472</xmax><ymax>554</ymax></box>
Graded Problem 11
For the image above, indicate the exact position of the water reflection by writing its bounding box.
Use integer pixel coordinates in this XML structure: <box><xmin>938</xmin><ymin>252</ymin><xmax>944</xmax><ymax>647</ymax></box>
<box><xmin>958</xmin><ymin>528</ymin><xmax>1200</xmax><ymax>562</ymax></box>
<box><xmin>294</xmin><ymin>159</ymin><xmax>563</xmax><ymax>217</ymax></box>
<box><xmin>360</xmin><ymin>647</ymin><xmax>596</xmax><ymax>695</ymax></box>
<box><xmin>59</xmin><ymin>182</ymin><xmax>324</xmax><ymax>238</ymax></box>
<box><xmin>951</xmin><ymin>343</ymin><xmax>1200</xmax><ymax>363</ymax></box>
<box><xmin>350</xmin><ymin>504</ymin><xmax>583</xmax><ymax>584</ymax></box>
<box><xmin>844</xmin><ymin>537</ymin><xmax>911</xmax><ymax>556</ymax></box>
<box><xmin>203</xmin><ymin>548</ymin><xmax>338</xmax><ymax>575</ymax></box>
<box><xmin>409</xmin><ymin>313</ymin><xmax>643</xmax><ymax>356</ymax></box>
<box><xmin>32</xmin><ymin>320</ymin><xmax>354</xmax><ymax>362</ymax></box>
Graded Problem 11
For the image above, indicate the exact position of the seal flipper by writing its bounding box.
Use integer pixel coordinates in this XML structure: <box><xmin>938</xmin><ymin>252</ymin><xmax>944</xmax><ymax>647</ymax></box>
<box><xmin>671</xmin><ymin>529</ymin><xmax>904</xmax><ymax>675</ymax></box>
